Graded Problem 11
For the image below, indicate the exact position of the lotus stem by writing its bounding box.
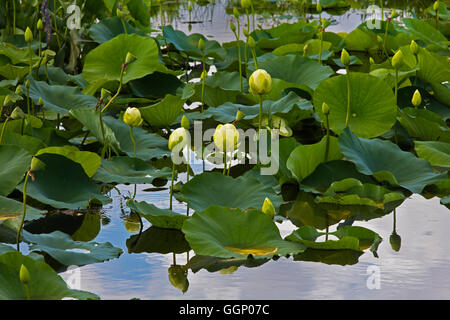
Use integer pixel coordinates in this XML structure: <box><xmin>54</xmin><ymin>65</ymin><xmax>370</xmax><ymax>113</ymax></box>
<box><xmin>201</xmin><ymin>59</ymin><xmax>206</xmax><ymax>113</ymax></box>
<box><xmin>258</xmin><ymin>94</ymin><xmax>263</xmax><ymax>134</ymax></box>
<box><xmin>395</xmin><ymin>68</ymin><xmax>399</xmax><ymax>104</ymax></box>
<box><xmin>12</xmin><ymin>0</ymin><xmax>16</xmax><ymax>34</ymax></box>
<box><xmin>227</xmin><ymin>153</ymin><xmax>232</xmax><ymax>176</ymax></box>
<box><xmin>101</xmin><ymin>68</ymin><xmax>125</xmax><ymax>113</ymax></box>
<box><xmin>0</xmin><ymin>118</ymin><xmax>10</xmax><ymax>144</ymax></box>
<box><xmin>16</xmin><ymin>171</ymin><xmax>30</xmax><ymax>252</ymax></box>
<box><xmin>393</xmin><ymin>209</ymin><xmax>397</xmax><ymax>233</ymax></box>
<box><xmin>170</xmin><ymin>162</ymin><xmax>175</xmax><ymax>210</ymax></box>
<box><xmin>28</xmin><ymin>42</ymin><xmax>33</xmax><ymax>77</ymax></box>
<box><xmin>383</xmin><ymin>19</ymin><xmax>390</xmax><ymax>59</ymax></box>
<box><xmin>223</xmin><ymin>152</ymin><xmax>227</xmax><ymax>175</ymax></box>
<box><xmin>130</xmin><ymin>127</ymin><xmax>137</xmax><ymax>158</ymax></box>
<box><xmin>345</xmin><ymin>66</ymin><xmax>351</xmax><ymax>128</ymax></box>
<box><xmin>24</xmin><ymin>283</ymin><xmax>30</xmax><ymax>300</ymax></box>
<box><xmin>53</xmin><ymin>0</ymin><xmax>62</xmax><ymax>49</ymax></box>
<box><xmin>26</xmin><ymin>87</ymin><xmax>30</xmax><ymax>115</ymax></box>
<box><xmin>251</xmin><ymin>2</ymin><xmax>255</xmax><ymax>31</ymax></box>
<box><xmin>324</xmin><ymin>113</ymin><xmax>330</xmax><ymax>162</ymax></box>
<box><xmin>318</xmin><ymin>28</ymin><xmax>323</xmax><ymax>64</ymax></box>
<box><xmin>38</xmin><ymin>30</ymin><xmax>41</xmax><ymax>58</ymax></box>
<box><xmin>121</xmin><ymin>18</ymin><xmax>128</xmax><ymax>34</ymax></box>
<box><xmin>251</xmin><ymin>47</ymin><xmax>258</xmax><ymax>69</ymax></box>
<box><xmin>186</xmin><ymin>149</ymin><xmax>190</xmax><ymax>216</ymax></box>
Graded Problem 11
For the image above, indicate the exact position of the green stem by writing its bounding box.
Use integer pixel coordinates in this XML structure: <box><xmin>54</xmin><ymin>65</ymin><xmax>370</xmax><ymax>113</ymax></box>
<box><xmin>170</xmin><ymin>162</ymin><xmax>175</xmax><ymax>210</ymax></box>
<box><xmin>324</xmin><ymin>114</ymin><xmax>330</xmax><ymax>162</ymax></box>
<box><xmin>28</xmin><ymin>42</ymin><xmax>32</xmax><ymax>77</ymax></box>
<box><xmin>16</xmin><ymin>172</ymin><xmax>30</xmax><ymax>251</ymax></box>
<box><xmin>121</xmin><ymin>18</ymin><xmax>128</xmax><ymax>34</ymax></box>
<box><xmin>26</xmin><ymin>87</ymin><xmax>30</xmax><ymax>115</ymax></box>
<box><xmin>0</xmin><ymin>118</ymin><xmax>10</xmax><ymax>144</ymax></box>
<box><xmin>258</xmin><ymin>95</ymin><xmax>263</xmax><ymax>134</ymax></box>
<box><xmin>395</xmin><ymin>68</ymin><xmax>399</xmax><ymax>104</ymax></box>
<box><xmin>345</xmin><ymin>66</ymin><xmax>351</xmax><ymax>128</ymax></box>
<box><xmin>99</xmin><ymin>111</ymin><xmax>107</xmax><ymax>158</ymax></box>
<box><xmin>53</xmin><ymin>0</ymin><xmax>61</xmax><ymax>49</ymax></box>
<box><xmin>130</xmin><ymin>126</ymin><xmax>136</xmax><ymax>158</ymax></box>
<box><xmin>12</xmin><ymin>0</ymin><xmax>16</xmax><ymax>34</ymax></box>
<box><xmin>318</xmin><ymin>29</ymin><xmax>323</xmax><ymax>64</ymax></box>
<box><xmin>393</xmin><ymin>209</ymin><xmax>397</xmax><ymax>233</ymax></box>
<box><xmin>24</xmin><ymin>284</ymin><xmax>31</xmax><ymax>300</ymax></box>
<box><xmin>383</xmin><ymin>20</ymin><xmax>390</xmax><ymax>59</ymax></box>
<box><xmin>101</xmin><ymin>68</ymin><xmax>124</xmax><ymax>113</ymax></box>
<box><xmin>227</xmin><ymin>152</ymin><xmax>232</xmax><ymax>176</ymax></box>
<box><xmin>38</xmin><ymin>31</ymin><xmax>41</xmax><ymax>58</ymax></box>
<box><xmin>251</xmin><ymin>47</ymin><xmax>258</xmax><ymax>69</ymax></box>
<box><xmin>186</xmin><ymin>150</ymin><xmax>190</xmax><ymax>216</ymax></box>
<box><xmin>251</xmin><ymin>2</ymin><xmax>255</xmax><ymax>31</ymax></box>
<box><xmin>223</xmin><ymin>152</ymin><xmax>227</xmax><ymax>175</ymax></box>
<box><xmin>201</xmin><ymin>59</ymin><xmax>206</xmax><ymax>113</ymax></box>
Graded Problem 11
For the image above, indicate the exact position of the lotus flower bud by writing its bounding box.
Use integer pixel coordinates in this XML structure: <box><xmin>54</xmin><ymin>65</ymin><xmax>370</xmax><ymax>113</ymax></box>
<box><xmin>38</xmin><ymin>97</ymin><xmax>44</xmax><ymax>106</ymax></box>
<box><xmin>200</xmin><ymin>70</ymin><xmax>207</xmax><ymax>80</ymax></box>
<box><xmin>37</xmin><ymin>19</ymin><xmax>43</xmax><ymax>31</ymax></box>
<box><xmin>15</xmin><ymin>85</ymin><xmax>24</xmax><ymax>95</ymax></box>
<box><xmin>322</xmin><ymin>102</ymin><xmax>330</xmax><ymax>115</ymax></box>
<box><xmin>271</xmin><ymin>115</ymin><xmax>292</xmax><ymax>137</ymax></box>
<box><xmin>262</xmin><ymin>197</ymin><xmax>275</xmax><ymax>219</ymax></box>
<box><xmin>233</xmin><ymin>8</ymin><xmax>240</xmax><ymax>19</ymax></box>
<box><xmin>19</xmin><ymin>264</ymin><xmax>31</xmax><ymax>285</ymax></box>
<box><xmin>249</xmin><ymin>69</ymin><xmax>272</xmax><ymax>95</ymax></box>
<box><xmin>391</xmin><ymin>50</ymin><xmax>404</xmax><ymax>69</ymax></box>
<box><xmin>230</xmin><ymin>21</ymin><xmax>237</xmax><ymax>33</ymax></box>
<box><xmin>241</xmin><ymin>0</ymin><xmax>251</xmax><ymax>9</ymax></box>
<box><xmin>390</xmin><ymin>232</ymin><xmax>401</xmax><ymax>252</ymax></box>
<box><xmin>168</xmin><ymin>265</ymin><xmax>189</xmax><ymax>294</ymax></box>
<box><xmin>125</xmin><ymin>52</ymin><xmax>137</xmax><ymax>65</ymax></box>
<box><xmin>248</xmin><ymin>36</ymin><xmax>256</xmax><ymax>49</ymax></box>
<box><xmin>181</xmin><ymin>115</ymin><xmax>190</xmax><ymax>129</ymax></box>
<box><xmin>3</xmin><ymin>95</ymin><xmax>14</xmax><ymax>107</ymax></box>
<box><xmin>433</xmin><ymin>1</ymin><xmax>440</xmax><ymax>12</ymax></box>
<box><xmin>117</xmin><ymin>8</ymin><xmax>123</xmax><ymax>18</ymax></box>
<box><xmin>236</xmin><ymin>109</ymin><xmax>246</xmax><ymax>121</ymax></box>
<box><xmin>340</xmin><ymin>49</ymin><xmax>350</xmax><ymax>66</ymax></box>
<box><xmin>412</xmin><ymin>89</ymin><xmax>422</xmax><ymax>108</ymax></box>
<box><xmin>168</xmin><ymin>127</ymin><xmax>188</xmax><ymax>151</ymax></box>
<box><xmin>24</xmin><ymin>27</ymin><xmax>33</xmax><ymax>43</ymax></box>
<box><xmin>213</xmin><ymin>123</ymin><xmax>240</xmax><ymax>152</ymax></box>
<box><xmin>317</xmin><ymin>2</ymin><xmax>322</xmax><ymax>13</ymax></box>
<box><xmin>11</xmin><ymin>107</ymin><xmax>25</xmax><ymax>120</ymax></box>
<box><xmin>243</xmin><ymin>28</ymin><xmax>249</xmax><ymax>37</ymax></box>
<box><xmin>188</xmin><ymin>4</ymin><xmax>192</xmax><ymax>12</ymax></box>
<box><xmin>410</xmin><ymin>40</ymin><xmax>419</xmax><ymax>55</ymax></box>
<box><xmin>198</xmin><ymin>38</ymin><xmax>205</xmax><ymax>52</ymax></box>
<box><xmin>390</xmin><ymin>9</ymin><xmax>399</xmax><ymax>19</ymax></box>
<box><xmin>25</xmin><ymin>80</ymin><xmax>30</xmax><ymax>89</ymax></box>
<box><xmin>369</xmin><ymin>57</ymin><xmax>375</xmax><ymax>65</ymax></box>
<box><xmin>303</xmin><ymin>43</ymin><xmax>309</xmax><ymax>56</ymax></box>
<box><xmin>31</xmin><ymin>157</ymin><xmax>45</xmax><ymax>172</ymax></box>
<box><xmin>123</xmin><ymin>107</ymin><xmax>143</xmax><ymax>127</ymax></box>
<box><xmin>377</xmin><ymin>35</ymin><xmax>383</xmax><ymax>45</ymax></box>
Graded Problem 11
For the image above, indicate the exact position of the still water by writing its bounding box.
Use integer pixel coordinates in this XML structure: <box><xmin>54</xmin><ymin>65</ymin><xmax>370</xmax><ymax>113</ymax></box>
<box><xmin>58</xmin><ymin>1</ymin><xmax>450</xmax><ymax>300</ymax></box>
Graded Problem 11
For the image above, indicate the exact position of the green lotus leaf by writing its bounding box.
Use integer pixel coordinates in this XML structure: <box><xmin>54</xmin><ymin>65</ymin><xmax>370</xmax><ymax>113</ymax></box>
<box><xmin>93</xmin><ymin>156</ymin><xmax>172</xmax><ymax>184</ymax></box>
<box><xmin>397</xmin><ymin>108</ymin><xmax>450</xmax><ymax>142</ymax></box>
<box><xmin>187</xmin><ymin>255</ymin><xmax>269</xmax><ymax>274</ymax></box>
<box><xmin>205</xmin><ymin>71</ymin><xmax>249</xmax><ymax>92</ymax></box>
<box><xmin>28</xmin><ymin>78</ymin><xmax>98</xmax><ymax>115</ymax></box>
<box><xmin>82</xmin><ymin>34</ymin><xmax>174</xmax><ymax>92</ymax></box>
<box><xmin>190</xmin><ymin>82</ymin><xmax>241</xmax><ymax>108</ymax></box>
<box><xmin>22</xmin><ymin>230</ymin><xmax>122</xmax><ymax>266</ymax></box>
<box><xmin>252</xmin><ymin>21</ymin><xmax>315</xmax><ymax>49</ymax></box>
<box><xmin>293</xmin><ymin>248</ymin><xmax>363</xmax><ymax>266</ymax></box>
<box><xmin>400</xmin><ymin>18</ymin><xmax>447</xmax><ymax>49</ymax></box>
<box><xmin>17</xmin><ymin>153</ymin><xmax>111</xmax><ymax>210</ymax></box>
<box><xmin>179</xmin><ymin>172</ymin><xmax>283</xmax><ymax>212</ymax></box>
<box><xmin>287</xmin><ymin>136</ymin><xmax>343</xmax><ymax>183</ymax></box>
<box><xmin>415</xmin><ymin>141</ymin><xmax>450</xmax><ymax>168</ymax></box>
<box><xmin>0</xmin><ymin>251</ymin><xmax>99</xmax><ymax>300</ymax></box>
<box><xmin>0</xmin><ymin>195</ymin><xmax>45</xmax><ymax>222</ymax></box>
<box><xmin>126</xmin><ymin>0</ymin><xmax>150</xmax><ymax>27</ymax></box>
<box><xmin>0</xmin><ymin>64</ymin><xmax>29</xmax><ymax>80</ymax></box>
<box><xmin>182</xmin><ymin>206</ymin><xmax>306</xmax><ymax>259</ymax></box>
<box><xmin>89</xmin><ymin>17</ymin><xmax>146</xmax><ymax>43</ymax></box>
<box><xmin>126</xmin><ymin>226</ymin><xmax>190</xmax><ymax>254</ymax></box>
<box><xmin>35</xmin><ymin>146</ymin><xmax>101</xmax><ymax>178</ymax></box>
<box><xmin>139</xmin><ymin>94</ymin><xmax>185</xmax><ymax>127</ymax></box>
<box><xmin>248</xmin><ymin>55</ymin><xmax>334</xmax><ymax>90</ymax></box>
<box><xmin>417</xmin><ymin>49</ymin><xmax>450</xmax><ymax>97</ymax></box>
<box><xmin>71</xmin><ymin>213</ymin><xmax>101</xmax><ymax>242</ymax></box>
<box><xmin>0</xmin><ymin>145</ymin><xmax>32</xmax><ymax>196</ymax></box>
<box><xmin>130</xmin><ymin>72</ymin><xmax>186</xmax><ymax>99</ymax></box>
<box><xmin>338</xmin><ymin>128</ymin><xmax>447</xmax><ymax>193</ymax></box>
<box><xmin>287</xmin><ymin>233</ymin><xmax>362</xmax><ymax>251</ymax></box>
<box><xmin>331</xmin><ymin>226</ymin><xmax>382</xmax><ymax>251</ymax></box>
<box><xmin>343</xmin><ymin>28</ymin><xmax>377</xmax><ymax>51</ymax></box>
<box><xmin>163</xmin><ymin>26</ymin><xmax>226</xmax><ymax>60</ymax></box>
<box><xmin>398</xmin><ymin>87</ymin><xmax>450</xmax><ymax>119</ymax></box>
<box><xmin>103</xmin><ymin>116</ymin><xmax>170</xmax><ymax>160</ymax></box>
<box><xmin>0</xmin><ymin>130</ymin><xmax>46</xmax><ymax>154</ymax></box>
<box><xmin>0</xmin><ymin>43</ymin><xmax>39</xmax><ymax>65</ymax></box>
<box><xmin>127</xmin><ymin>200</ymin><xmax>188</xmax><ymax>230</ymax></box>
<box><xmin>314</xmin><ymin>72</ymin><xmax>397</xmax><ymax>138</ymax></box>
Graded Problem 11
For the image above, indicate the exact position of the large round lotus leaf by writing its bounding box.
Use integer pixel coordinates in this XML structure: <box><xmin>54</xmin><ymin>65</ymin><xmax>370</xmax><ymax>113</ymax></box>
<box><xmin>1</xmin><ymin>130</ymin><xmax>45</xmax><ymax>154</ymax></box>
<box><xmin>0</xmin><ymin>195</ymin><xmax>45</xmax><ymax>222</ymax></box>
<box><xmin>0</xmin><ymin>145</ymin><xmax>32</xmax><ymax>196</ymax></box>
<box><xmin>286</xmin><ymin>232</ymin><xmax>362</xmax><ymax>251</ymax></box>
<box><xmin>35</xmin><ymin>146</ymin><xmax>101</xmax><ymax>178</ymax></box>
<box><xmin>126</xmin><ymin>0</ymin><xmax>150</xmax><ymax>27</ymax></box>
<box><xmin>126</xmin><ymin>226</ymin><xmax>190</xmax><ymax>254</ymax></box>
<box><xmin>248</xmin><ymin>55</ymin><xmax>334</xmax><ymax>90</ymax></box>
<box><xmin>401</xmin><ymin>18</ymin><xmax>447</xmax><ymax>49</ymax></box>
<box><xmin>331</xmin><ymin>226</ymin><xmax>382</xmax><ymax>251</ymax></box>
<box><xmin>415</xmin><ymin>141</ymin><xmax>450</xmax><ymax>168</ymax></box>
<box><xmin>179</xmin><ymin>172</ymin><xmax>283</xmax><ymax>212</ymax></box>
<box><xmin>23</xmin><ymin>230</ymin><xmax>122</xmax><ymax>266</ymax></box>
<box><xmin>314</xmin><ymin>72</ymin><xmax>397</xmax><ymax>138</ymax></box>
<box><xmin>397</xmin><ymin>108</ymin><xmax>450</xmax><ymax>142</ymax></box>
<box><xmin>338</xmin><ymin>128</ymin><xmax>447</xmax><ymax>193</ymax></box>
<box><xmin>139</xmin><ymin>94</ymin><xmax>185</xmax><ymax>127</ymax></box>
<box><xmin>82</xmin><ymin>34</ymin><xmax>173</xmax><ymax>88</ymax></box>
<box><xmin>186</xmin><ymin>255</ymin><xmax>269</xmax><ymax>274</ymax></box>
<box><xmin>287</xmin><ymin>136</ymin><xmax>343</xmax><ymax>183</ymax></box>
<box><xmin>89</xmin><ymin>17</ymin><xmax>146</xmax><ymax>43</ymax></box>
<box><xmin>17</xmin><ymin>153</ymin><xmax>111</xmax><ymax>210</ymax></box>
<box><xmin>93</xmin><ymin>156</ymin><xmax>172</xmax><ymax>184</ymax></box>
<box><xmin>0</xmin><ymin>251</ymin><xmax>98</xmax><ymax>300</ymax></box>
<box><xmin>294</xmin><ymin>248</ymin><xmax>362</xmax><ymax>266</ymax></box>
<box><xmin>28</xmin><ymin>78</ymin><xmax>97</xmax><ymax>115</ymax></box>
<box><xmin>103</xmin><ymin>116</ymin><xmax>170</xmax><ymax>161</ymax></box>
<box><xmin>182</xmin><ymin>206</ymin><xmax>306</xmax><ymax>259</ymax></box>
<box><xmin>129</xmin><ymin>72</ymin><xmax>186</xmax><ymax>99</ymax></box>
<box><xmin>127</xmin><ymin>200</ymin><xmax>188</xmax><ymax>230</ymax></box>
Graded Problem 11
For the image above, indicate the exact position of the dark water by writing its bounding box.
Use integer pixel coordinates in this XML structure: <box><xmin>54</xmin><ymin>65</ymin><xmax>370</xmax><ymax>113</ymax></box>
<box><xmin>56</xmin><ymin>0</ymin><xmax>450</xmax><ymax>300</ymax></box>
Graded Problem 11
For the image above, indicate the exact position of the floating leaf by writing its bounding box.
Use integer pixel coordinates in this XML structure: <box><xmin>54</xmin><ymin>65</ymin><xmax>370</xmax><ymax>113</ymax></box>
<box><xmin>415</xmin><ymin>141</ymin><xmax>450</xmax><ymax>168</ymax></box>
<box><xmin>0</xmin><ymin>145</ymin><xmax>32</xmax><ymax>196</ymax></box>
<box><xmin>127</xmin><ymin>200</ymin><xmax>188</xmax><ymax>230</ymax></box>
<box><xmin>139</xmin><ymin>94</ymin><xmax>185</xmax><ymax>127</ymax></box>
<box><xmin>126</xmin><ymin>226</ymin><xmax>190</xmax><ymax>254</ymax></box>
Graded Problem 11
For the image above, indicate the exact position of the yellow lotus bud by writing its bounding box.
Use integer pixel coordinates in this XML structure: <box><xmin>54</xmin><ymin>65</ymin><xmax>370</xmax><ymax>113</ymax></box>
<box><xmin>271</xmin><ymin>115</ymin><xmax>292</xmax><ymax>137</ymax></box>
<box><xmin>38</xmin><ymin>97</ymin><xmax>44</xmax><ymax>106</ymax></box>
<box><xmin>340</xmin><ymin>48</ymin><xmax>350</xmax><ymax>66</ymax></box>
<box><xmin>24</xmin><ymin>27</ymin><xmax>33</xmax><ymax>43</ymax></box>
<box><xmin>125</xmin><ymin>52</ymin><xmax>137</xmax><ymax>64</ymax></box>
<box><xmin>37</xmin><ymin>19</ymin><xmax>43</xmax><ymax>31</ymax></box>
<box><xmin>391</xmin><ymin>50</ymin><xmax>404</xmax><ymax>69</ymax></box>
<box><xmin>19</xmin><ymin>264</ymin><xmax>31</xmax><ymax>285</ymax></box>
<box><xmin>249</xmin><ymin>69</ymin><xmax>272</xmax><ymax>95</ymax></box>
<box><xmin>369</xmin><ymin>57</ymin><xmax>375</xmax><ymax>65</ymax></box>
<box><xmin>31</xmin><ymin>157</ymin><xmax>45</xmax><ymax>172</ymax></box>
<box><xmin>168</xmin><ymin>265</ymin><xmax>189</xmax><ymax>294</ymax></box>
<box><xmin>317</xmin><ymin>2</ymin><xmax>322</xmax><ymax>13</ymax></box>
<box><xmin>303</xmin><ymin>43</ymin><xmax>310</xmax><ymax>56</ymax></box>
<box><xmin>322</xmin><ymin>102</ymin><xmax>330</xmax><ymax>115</ymax></box>
<box><xmin>262</xmin><ymin>197</ymin><xmax>275</xmax><ymax>219</ymax></box>
<box><xmin>117</xmin><ymin>8</ymin><xmax>123</xmax><ymax>18</ymax></box>
<box><xmin>213</xmin><ymin>123</ymin><xmax>240</xmax><ymax>152</ymax></box>
<box><xmin>390</xmin><ymin>9</ymin><xmax>399</xmax><ymax>19</ymax></box>
<box><xmin>410</xmin><ymin>40</ymin><xmax>419</xmax><ymax>55</ymax></box>
<box><xmin>433</xmin><ymin>1</ymin><xmax>440</xmax><ymax>12</ymax></box>
<box><xmin>168</xmin><ymin>127</ymin><xmax>188</xmax><ymax>151</ymax></box>
<box><xmin>241</xmin><ymin>0</ymin><xmax>251</xmax><ymax>9</ymax></box>
<box><xmin>236</xmin><ymin>109</ymin><xmax>246</xmax><ymax>121</ymax></box>
<box><xmin>123</xmin><ymin>107</ymin><xmax>143</xmax><ymax>127</ymax></box>
<box><xmin>412</xmin><ymin>89</ymin><xmax>422</xmax><ymax>108</ymax></box>
<box><xmin>101</xmin><ymin>88</ymin><xmax>111</xmax><ymax>101</ymax></box>
<box><xmin>181</xmin><ymin>115</ymin><xmax>190</xmax><ymax>129</ymax></box>
<box><xmin>11</xmin><ymin>107</ymin><xmax>25</xmax><ymax>120</ymax></box>
<box><xmin>200</xmin><ymin>70</ymin><xmax>207</xmax><ymax>80</ymax></box>
<box><xmin>3</xmin><ymin>95</ymin><xmax>14</xmax><ymax>107</ymax></box>
<box><xmin>248</xmin><ymin>36</ymin><xmax>256</xmax><ymax>49</ymax></box>
<box><xmin>233</xmin><ymin>8</ymin><xmax>240</xmax><ymax>19</ymax></box>
<box><xmin>15</xmin><ymin>85</ymin><xmax>24</xmax><ymax>95</ymax></box>
<box><xmin>198</xmin><ymin>38</ymin><xmax>205</xmax><ymax>52</ymax></box>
